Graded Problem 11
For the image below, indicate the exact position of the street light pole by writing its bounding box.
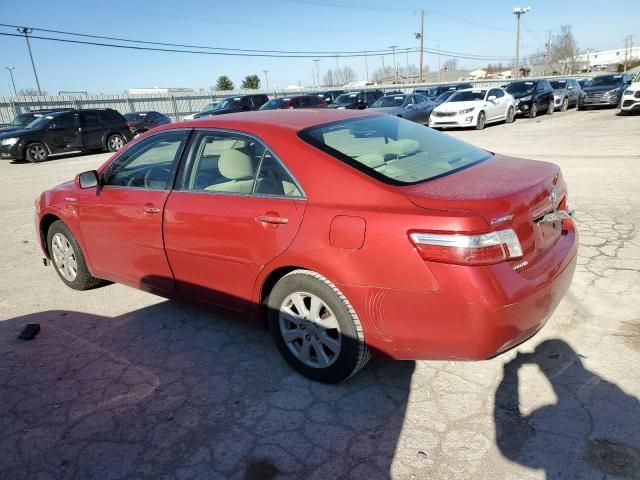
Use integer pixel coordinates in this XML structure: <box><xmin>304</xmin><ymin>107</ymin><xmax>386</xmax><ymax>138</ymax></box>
<box><xmin>312</xmin><ymin>59</ymin><xmax>320</xmax><ymax>87</ymax></box>
<box><xmin>389</xmin><ymin>45</ymin><xmax>398</xmax><ymax>83</ymax></box>
<box><xmin>364</xmin><ymin>52</ymin><xmax>369</xmax><ymax>83</ymax></box>
<box><xmin>262</xmin><ymin>70</ymin><xmax>269</xmax><ymax>90</ymax></box>
<box><xmin>512</xmin><ymin>6</ymin><xmax>531</xmax><ymax>80</ymax></box>
<box><xmin>5</xmin><ymin>66</ymin><xmax>17</xmax><ymax>96</ymax></box>
<box><xmin>17</xmin><ymin>27</ymin><xmax>42</xmax><ymax>95</ymax></box>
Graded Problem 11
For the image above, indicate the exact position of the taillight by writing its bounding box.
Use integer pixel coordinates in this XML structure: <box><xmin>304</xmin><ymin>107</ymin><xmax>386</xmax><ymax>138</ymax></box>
<box><xmin>409</xmin><ymin>229</ymin><xmax>523</xmax><ymax>266</ymax></box>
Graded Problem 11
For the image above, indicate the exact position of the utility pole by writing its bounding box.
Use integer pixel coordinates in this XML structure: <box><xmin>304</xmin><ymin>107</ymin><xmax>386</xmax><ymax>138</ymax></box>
<box><xmin>624</xmin><ymin>35</ymin><xmax>633</xmax><ymax>71</ymax></box>
<box><xmin>545</xmin><ymin>31</ymin><xmax>552</xmax><ymax>76</ymax></box>
<box><xmin>17</xmin><ymin>27</ymin><xmax>42</xmax><ymax>95</ymax></box>
<box><xmin>389</xmin><ymin>45</ymin><xmax>398</xmax><ymax>83</ymax></box>
<box><xmin>416</xmin><ymin>10</ymin><xmax>425</xmax><ymax>82</ymax></box>
<box><xmin>382</xmin><ymin>54</ymin><xmax>386</xmax><ymax>82</ymax></box>
<box><xmin>262</xmin><ymin>70</ymin><xmax>269</xmax><ymax>90</ymax></box>
<box><xmin>512</xmin><ymin>6</ymin><xmax>531</xmax><ymax>80</ymax></box>
<box><xmin>437</xmin><ymin>45</ymin><xmax>441</xmax><ymax>82</ymax></box>
<box><xmin>313</xmin><ymin>59</ymin><xmax>320</xmax><ymax>87</ymax></box>
<box><xmin>405</xmin><ymin>48</ymin><xmax>409</xmax><ymax>82</ymax></box>
<box><xmin>364</xmin><ymin>52</ymin><xmax>369</xmax><ymax>82</ymax></box>
<box><xmin>335</xmin><ymin>56</ymin><xmax>340</xmax><ymax>86</ymax></box>
<box><xmin>5</xmin><ymin>66</ymin><xmax>17</xmax><ymax>96</ymax></box>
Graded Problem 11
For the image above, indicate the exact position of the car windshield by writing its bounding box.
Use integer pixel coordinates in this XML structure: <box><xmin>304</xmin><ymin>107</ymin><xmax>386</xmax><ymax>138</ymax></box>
<box><xmin>299</xmin><ymin>115</ymin><xmax>490</xmax><ymax>185</ymax></box>
<box><xmin>588</xmin><ymin>75</ymin><xmax>621</xmax><ymax>87</ymax></box>
<box><xmin>124</xmin><ymin>113</ymin><xmax>146</xmax><ymax>121</ymax></box>
<box><xmin>450</xmin><ymin>90</ymin><xmax>486</xmax><ymax>102</ymax></box>
<box><xmin>435</xmin><ymin>91</ymin><xmax>455</xmax><ymax>102</ymax></box>
<box><xmin>213</xmin><ymin>98</ymin><xmax>240</xmax><ymax>110</ymax></box>
<box><xmin>9</xmin><ymin>114</ymin><xmax>35</xmax><ymax>126</ymax></box>
<box><xmin>201</xmin><ymin>102</ymin><xmax>220</xmax><ymax>112</ymax></box>
<box><xmin>372</xmin><ymin>96</ymin><xmax>407</xmax><ymax>107</ymax></box>
<box><xmin>505</xmin><ymin>81</ymin><xmax>535</xmax><ymax>94</ymax></box>
<box><xmin>260</xmin><ymin>98</ymin><xmax>288</xmax><ymax>110</ymax></box>
<box><xmin>334</xmin><ymin>93</ymin><xmax>357</xmax><ymax>104</ymax></box>
<box><xmin>25</xmin><ymin>114</ymin><xmax>57</xmax><ymax>129</ymax></box>
<box><xmin>549</xmin><ymin>80</ymin><xmax>567</xmax><ymax>90</ymax></box>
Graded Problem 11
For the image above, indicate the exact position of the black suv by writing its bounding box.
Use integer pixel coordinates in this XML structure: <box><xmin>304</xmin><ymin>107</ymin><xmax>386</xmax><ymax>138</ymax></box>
<box><xmin>419</xmin><ymin>83</ymin><xmax>473</xmax><ymax>100</ymax></box>
<box><xmin>193</xmin><ymin>94</ymin><xmax>269</xmax><ymax>118</ymax></box>
<box><xmin>0</xmin><ymin>109</ymin><xmax>133</xmax><ymax>162</ymax></box>
<box><xmin>0</xmin><ymin>108</ymin><xmax>75</xmax><ymax>134</ymax></box>
<box><xmin>578</xmin><ymin>73</ymin><xmax>633</xmax><ymax>109</ymax></box>
<box><xmin>328</xmin><ymin>90</ymin><xmax>384</xmax><ymax>109</ymax></box>
<box><xmin>505</xmin><ymin>79</ymin><xmax>555</xmax><ymax>118</ymax></box>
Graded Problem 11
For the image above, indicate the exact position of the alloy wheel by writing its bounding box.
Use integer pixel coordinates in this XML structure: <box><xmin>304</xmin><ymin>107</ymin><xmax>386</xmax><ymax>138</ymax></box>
<box><xmin>29</xmin><ymin>145</ymin><xmax>47</xmax><ymax>161</ymax></box>
<box><xmin>109</xmin><ymin>136</ymin><xmax>124</xmax><ymax>151</ymax></box>
<box><xmin>51</xmin><ymin>232</ymin><xmax>78</xmax><ymax>282</ymax></box>
<box><xmin>279</xmin><ymin>291</ymin><xmax>342</xmax><ymax>369</ymax></box>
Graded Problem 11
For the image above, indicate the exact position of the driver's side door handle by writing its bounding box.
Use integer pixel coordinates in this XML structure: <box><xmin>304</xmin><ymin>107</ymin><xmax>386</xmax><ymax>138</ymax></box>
<box><xmin>256</xmin><ymin>215</ymin><xmax>288</xmax><ymax>225</ymax></box>
<box><xmin>143</xmin><ymin>206</ymin><xmax>160</xmax><ymax>214</ymax></box>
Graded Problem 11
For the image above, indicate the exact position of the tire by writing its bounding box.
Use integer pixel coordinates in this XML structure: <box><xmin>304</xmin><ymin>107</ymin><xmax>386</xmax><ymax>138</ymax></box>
<box><xmin>267</xmin><ymin>269</ymin><xmax>369</xmax><ymax>383</ymax></box>
<box><xmin>530</xmin><ymin>103</ymin><xmax>538</xmax><ymax>118</ymax></box>
<box><xmin>475</xmin><ymin>111</ymin><xmax>486</xmax><ymax>130</ymax></box>
<box><xmin>25</xmin><ymin>142</ymin><xmax>48</xmax><ymax>163</ymax></box>
<box><xmin>505</xmin><ymin>106</ymin><xmax>515</xmax><ymax>123</ymax></box>
<box><xmin>107</xmin><ymin>134</ymin><xmax>126</xmax><ymax>152</ymax></box>
<box><xmin>547</xmin><ymin>101</ymin><xmax>554</xmax><ymax>115</ymax></box>
<box><xmin>47</xmin><ymin>220</ymin><xmax>102</xmax><ymax>290</ymax></box>
<box><xmin>561</xmin><ymin>97</ymin><xmax>569</xmax><ymax>112</ymax></box>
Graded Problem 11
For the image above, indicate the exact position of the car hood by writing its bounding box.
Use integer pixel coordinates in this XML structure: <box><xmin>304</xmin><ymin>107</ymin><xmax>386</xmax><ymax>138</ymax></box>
<box><xmin>582</xmin><ymin>85</ymin><xmax>620</xmax><ymax>93</ymax></box>
<box><xmin>0</xmin><ymin>126</ymin><xmax>25</xmax><ymax>134</ymax></box>
<box><xmin>195</xmin><ymin>108</ymin><xmax>238</xmax><ymax>117</ymax></box>
<box><xmin>508</xmin><ymin>91</ymin><xmax>534</xmax><ymax>99</ymax></box>
<box><xmin>434</xmin><ymin>100</ymin><xmax>480</xmax><ymax>113</ymax></box>
<box><xmin>328</xmin><ymin>102</ymin><xmax>355</xmax><ymax>108</ymax></box>
<box><xmin>552</xmin><ymin>88</ymin><xmax>568</xmax><ymax>95</ymax></box>
<box><xmin>0</xmin><ymin>128</ymin><xmax>32</xmax><ymax>139</ymax></box>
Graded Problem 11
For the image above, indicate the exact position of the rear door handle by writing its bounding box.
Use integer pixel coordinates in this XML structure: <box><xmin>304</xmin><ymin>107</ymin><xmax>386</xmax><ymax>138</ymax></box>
<box><xmin>256</xmin><ymin>215</ymin><xmax>289</xmax><ymax>225</ymax></box>
<box><xmin>143</xmin><ymin>206</ymin><xmax>161</xmax><ymax>214</ymax></box>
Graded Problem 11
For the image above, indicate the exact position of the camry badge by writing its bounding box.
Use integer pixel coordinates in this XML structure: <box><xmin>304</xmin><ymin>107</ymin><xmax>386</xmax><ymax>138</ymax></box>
<box><xmin>550</xmin><ymin>187</ymin><xmax>558</xmax><ymax>207</ymax></box>
<box><xmin>490</xmin><ymin>214</ymin><xmax>514</xmax><ymax>225</ymax></box>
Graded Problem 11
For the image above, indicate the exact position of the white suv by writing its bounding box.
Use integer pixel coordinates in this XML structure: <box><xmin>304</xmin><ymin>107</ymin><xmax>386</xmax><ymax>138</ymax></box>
<box><xmin>621</xmin><ymin>80</ymin><xmax>640</xmax><ymax>114</ymax></box>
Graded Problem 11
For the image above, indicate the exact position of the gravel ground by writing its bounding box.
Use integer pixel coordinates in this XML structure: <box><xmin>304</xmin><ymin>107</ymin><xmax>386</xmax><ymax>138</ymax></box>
<box><xmin>1</xmin><ymin>107</ymin><xmax>639</xmax><ymax>480</ymax></box>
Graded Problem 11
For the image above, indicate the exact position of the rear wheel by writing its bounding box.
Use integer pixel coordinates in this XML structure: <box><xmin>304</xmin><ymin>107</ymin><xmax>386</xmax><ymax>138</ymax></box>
<box><xmin>107</xmin><ymin>134</ymin><xmax>125</xmax><ymax>152</ymax></box>
<box><xmin>475</xmin><ymin>111</ymin><xmax>486</xmax><ymax>130</ymax></box>
<box><xmin>47</xmin><ymin>221</ymin><xmax>102</xmax><ymax>290</ymax></box>
<box><xmin>530</xmin><ymin>103</ymin><xmax>538</xmax><ymax>118</ymax></box>
<box><xmin>561</xmin><ymin>97</ymin><xmax>569</xmax><ymax>112</ymax></box>
<box><xmin>25</xmin><ymin>143</ymin><xmax>48</xmax><ymax>163</ymax></box>
<box><xmin>267</xmin><ymin>270</ymin><xmax>369</xmax><ymax>383</ymax></box>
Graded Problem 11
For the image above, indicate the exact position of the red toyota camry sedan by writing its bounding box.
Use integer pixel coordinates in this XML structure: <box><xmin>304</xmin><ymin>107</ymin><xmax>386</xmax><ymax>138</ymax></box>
<box><xmin>35</xmin><ymin>109</ymin><xmax>577</xmax><ymax>383</ymax></box>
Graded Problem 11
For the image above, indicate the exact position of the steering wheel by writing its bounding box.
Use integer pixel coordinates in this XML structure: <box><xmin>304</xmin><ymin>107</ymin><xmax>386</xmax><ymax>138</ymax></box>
<box><xmin>143</xmin><ymin>166</ymin><xmax>171</xmax><ymax>189</ymax></box>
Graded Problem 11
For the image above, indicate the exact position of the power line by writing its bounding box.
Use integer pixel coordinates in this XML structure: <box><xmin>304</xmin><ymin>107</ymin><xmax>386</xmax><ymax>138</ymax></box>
<box><xmin>0</xmin><ymin>28</ymin><xmax>518</xmax><ymax>61</ymax></box>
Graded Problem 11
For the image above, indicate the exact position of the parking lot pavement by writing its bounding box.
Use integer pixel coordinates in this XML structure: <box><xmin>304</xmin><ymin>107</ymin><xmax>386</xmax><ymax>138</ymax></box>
<box><xmin>1</xmin><ymin>108</ymin><xmax>639</xmax><ymax>480</ymax></box>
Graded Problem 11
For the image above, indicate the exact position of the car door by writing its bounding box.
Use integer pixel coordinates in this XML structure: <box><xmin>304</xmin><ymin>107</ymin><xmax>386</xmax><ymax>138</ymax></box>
<box><xmin>46</xmin><ymin>112</ymin><xmax>81</xmax><ymax>152</ymax></box>
<box><xmin>77</xmin><ymin>129</ymin><xmax>190</xmax><ymax>291</ymax></box>
<box><xmin>488</xmin><ymin>88</ymin><xmax>507</xmax><ymax>120</ymax></box>
<box><xmin>79</xmin><ymin>111</ymin><xmax>103</xmax><ymax>149</ymax></box>
<box><xmin>163</xmin><ymin>129</ymin><xmax>306</xmax><ymax>311</ymax></box>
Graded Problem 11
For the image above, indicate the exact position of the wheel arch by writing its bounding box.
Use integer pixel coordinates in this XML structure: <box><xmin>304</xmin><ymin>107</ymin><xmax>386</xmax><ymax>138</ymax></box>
<box><xmin>24</xmin><ymin>140</ymin><xmax>53</xmax><ymax>155</ymax></box>
<box><xmin>259</xmin><ymin>265</ymin><xmax>306</xmax><ymax>325</ymax></box>
<box><xmin>39</xmin><ymin>213</ymin><xmax>62</xmax><ymax>258</ymax></box>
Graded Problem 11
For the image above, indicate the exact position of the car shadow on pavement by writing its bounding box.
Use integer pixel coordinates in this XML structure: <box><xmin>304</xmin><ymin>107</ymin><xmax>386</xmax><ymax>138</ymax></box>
<box><xmin>8</xmin><ymin>150</ymin><xmax>109</xmax><ymax>164</ymax></box>
<box><xmin>494</xmin><ymin>339</ymin><xmax>640</xmax><ymax>479</ymax></box>
<box><xmin>0</xmin><ymin>299</ymin><xmax>415</xmax><ymax>480</ymax></box>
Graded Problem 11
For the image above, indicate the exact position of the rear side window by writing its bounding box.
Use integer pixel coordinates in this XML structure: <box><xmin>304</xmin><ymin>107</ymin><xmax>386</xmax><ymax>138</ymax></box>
<box><xmin>99</xmin><ymin>110</ymin><xmax>124</xmax><ymax>123</ymax></box>
<box><xmin>299</xmin><ymin>115</ymin><xmax>490</xmax><ymax>186</ymax></box>
<box><xmin>52</xmin><ymin>113</ymin><xmax>76</xmax><ymax>129</ymax></box>
<box><xmin>81</xmin><ymin>112</ymin><xmax>100</xmax><ymax>127</ymax></box>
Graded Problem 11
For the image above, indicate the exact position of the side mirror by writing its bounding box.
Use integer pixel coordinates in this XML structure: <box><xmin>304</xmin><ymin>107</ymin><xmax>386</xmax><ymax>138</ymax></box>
<box><xmin>76</xmin><ymin>170</ymin><xmax>99</xmax><ymax>189</ymax></box>
<box><xmin>406</xmin><ymin>103</ymin><xmax>415</xmax><ymax>109</ymax></box>
<box><xmin>488</xmin><ymin>95</ymin><xmax>497</xmax><ymax>101</ymax></box>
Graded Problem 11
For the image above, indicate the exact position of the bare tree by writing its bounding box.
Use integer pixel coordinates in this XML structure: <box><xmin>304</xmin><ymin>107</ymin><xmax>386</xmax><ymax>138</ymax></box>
<box><xmin>323</xmin><ymin>69</ymin><xmax>335</xmax><ymax>87</ymax></box>
<box><xmin>441</xmin><ymin>58</ymin><xmax>459</xmax><ymax>72</ymax></box>
<box><xmin>340</xmin><ymin>66</ymin><xmax>356</xmax><ymax>84</ymax></box>
<box><xmin>18</xmin><ymin>88</ymin><xmax>47</xmax><ymax>96</ymax></box>
<box><xmin>371</xmin><ymin>66</ymin><xmax>395</xmax><ymax>83</ymax></box>
<box><xmin>551</xmin><ymin>25</ymin><xmax>579</xmax><ymax>74</ymax></box>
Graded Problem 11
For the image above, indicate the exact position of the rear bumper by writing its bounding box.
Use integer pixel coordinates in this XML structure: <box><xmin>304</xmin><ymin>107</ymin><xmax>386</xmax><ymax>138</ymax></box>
<box><xmin>342</xmin><ymin>224</ymin><xmax>578</xmax><ymax>360</ymax></box>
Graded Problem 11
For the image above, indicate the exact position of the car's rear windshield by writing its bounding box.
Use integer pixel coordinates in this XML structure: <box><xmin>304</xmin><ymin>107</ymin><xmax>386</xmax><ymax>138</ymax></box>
<box><xmin>124</xmin><ymin>113</ymin><xmax>146</xmax><ymax>121</ymax></box>
<box><xmin>298</xmin><ymin>115</ymin><xmax>490</xmax><ymax>185</ymax></box>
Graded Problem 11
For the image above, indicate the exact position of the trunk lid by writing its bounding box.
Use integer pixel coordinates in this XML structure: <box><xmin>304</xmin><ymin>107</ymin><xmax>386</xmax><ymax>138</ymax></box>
<box><xmin>402</xmin><ymin>154</ymin><xmax>567</xmax><ymax>266</ymax></box>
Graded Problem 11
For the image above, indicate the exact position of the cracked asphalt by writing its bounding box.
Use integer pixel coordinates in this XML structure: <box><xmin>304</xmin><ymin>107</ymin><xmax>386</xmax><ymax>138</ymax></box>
<box><xmin>1</xmin><ymin>107</ymin><xmax>639</xmax><ymax>479</ymax></box>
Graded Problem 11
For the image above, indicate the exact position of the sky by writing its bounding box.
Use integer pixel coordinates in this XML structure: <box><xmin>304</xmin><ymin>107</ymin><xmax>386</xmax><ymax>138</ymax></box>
<box><xmin>0</xmin><ymin>0</ymin><xmax>638</xmax><ymax>95</ymax></box>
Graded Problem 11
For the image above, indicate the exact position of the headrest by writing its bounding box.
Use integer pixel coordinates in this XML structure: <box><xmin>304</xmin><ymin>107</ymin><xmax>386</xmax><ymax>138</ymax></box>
<box><xmin>357</xmin><ymin>153</ymin><xmax>385</xmax><ymax>168</ymax></box>
<box><xmin>231</xmin><ymin>139</ymin><xmax>249</xmax><ymax>149</ymax></box>
<box><xmin>218</xmin><ymin>149</ymin><xmax>256</xmax><ymax>180</ymax></box>
<box><xmin>382</xmin><ymin>139</ymin><xmax>420</xmax><ymax>157</ymax></box>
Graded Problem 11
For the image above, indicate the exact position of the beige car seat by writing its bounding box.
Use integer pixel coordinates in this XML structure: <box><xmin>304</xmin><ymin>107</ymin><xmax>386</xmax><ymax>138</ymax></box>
<box><xmin>205</xmin><ymin>149</ymin><xmax>256</xmax><ymax>193</ymax></box>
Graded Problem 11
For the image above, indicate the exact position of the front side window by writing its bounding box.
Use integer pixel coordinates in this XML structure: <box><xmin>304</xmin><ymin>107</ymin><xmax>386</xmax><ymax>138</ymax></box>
<box><xmin>450</xmin><ymin>90</ymin><xmax>486</xmax><ymax>102</ymax></box>
<box><xmin>104</xmin><ymin>130</ymin><xmax>188</xmax><ymax>189</ymax></box>
<box><xmin>299</xmin><ymin>115</ymin><xmax>490</xmax><ymax>186</ymax></box>
<box><xmin>183</xmin><ymin>131</ymin><xmax>302</xmax><ymax>197</ymax></box>
<box><xmin>51</xmin><ymin>113</ymin><xmax>76</xmax><ymax>129</ymax></box>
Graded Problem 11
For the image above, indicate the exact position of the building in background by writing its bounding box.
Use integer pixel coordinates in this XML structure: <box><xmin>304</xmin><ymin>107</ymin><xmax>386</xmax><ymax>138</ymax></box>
<box><xmin>127</xmin><ymin>87</ymin><xmax>194</xmax><ymax>95</ymax></box>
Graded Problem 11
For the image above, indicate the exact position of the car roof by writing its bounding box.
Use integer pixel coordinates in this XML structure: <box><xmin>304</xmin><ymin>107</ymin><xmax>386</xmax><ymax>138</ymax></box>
<box><xmin>178</xmin><ymin>109</ymin><xmax>382</xmax><ymax>133</ymax></box>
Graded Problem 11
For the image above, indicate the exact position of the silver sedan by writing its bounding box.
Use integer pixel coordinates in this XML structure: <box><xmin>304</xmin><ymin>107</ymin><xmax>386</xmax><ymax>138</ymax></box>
<box><xmin>368</xmin><ymin>94</ymin><xmax>435</xmax><ymax>124</ymax></box>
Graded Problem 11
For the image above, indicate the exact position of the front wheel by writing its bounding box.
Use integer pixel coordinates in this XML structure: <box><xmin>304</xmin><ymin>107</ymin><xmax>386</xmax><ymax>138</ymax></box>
<box><xmin>530</xmin><ymin>103</ymin><xmax>538</xmax><ymax>118</ymax></box>
<box><xmin>47</xmin><ymin>221</ymin><xmax>103</xmax><ymax>290</ymax></box>
<box><xmin>25</xmin><ymin>143</ymin><xmax>48</xmax><ymax>163</ymax></box>
<box><xmin>107</xmin><ymin>134</ymin><xmax>126</xmax><ymax>152</ymax></box>
<box><xmin>561</xmin><ymin>97</ymin><xmax>569</xmax><ymax>112</ymax></box>
<box><xmin>267</xmin><ymin>270</ymin><xmax>369</xmax><ymax>383</ymax></box>
<box><xmin>547</xmin><ymin>101</ymin><xmax>554</xmax><ymax>115</ymax></box>
<box><xmin>475</xmin><ymin>111</ymin><xmax>486</xmax><ymax>130</ymax></box>
<box><xmin>505</xmin><ymin>106</ymin><xmax>515</xmax><ymax>123</ymax></box>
